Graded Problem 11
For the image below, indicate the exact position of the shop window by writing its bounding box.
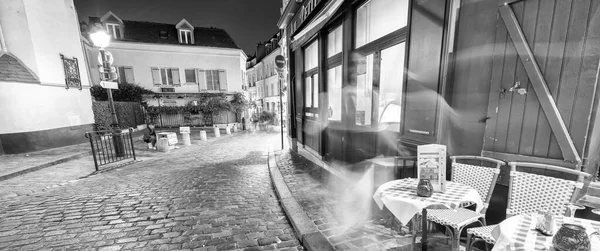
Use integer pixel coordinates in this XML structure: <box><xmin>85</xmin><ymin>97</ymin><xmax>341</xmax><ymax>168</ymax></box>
<box><xmin>304</xmin><ymin>40</ymin><xmax>319</xmax><ymax>110</ymax></box>
<box><xmin>327</xmin><ymin>26</ymin><xmax>343</xmax><ymax>57</ymax></box>
<box><xmin>355</xmin><ymin>55</ymin><xmax>373</xmax><ymax>126</ymax></box>
<box><xmin>327</xmin><ymin>25</ymin><xmax>343</xmax><ymax>121</ymax></box>
<box><xmin>355</xmin><ymin>0</ymin><xmax>409</xmax><ymax>48</ymax></box>
<box><xmin>377</xmin><ymin>42</ymin><xmax>405</xmax><ymax>130</ymax></box>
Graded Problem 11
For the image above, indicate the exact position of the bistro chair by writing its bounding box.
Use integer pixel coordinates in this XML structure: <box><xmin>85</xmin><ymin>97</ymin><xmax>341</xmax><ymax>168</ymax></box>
<box><xmin>424</xmin><ymin>156</ymin><xmax>504</xmax><ymax>251</ymax></box>
<box><xmin>465</xmin><ymin>162</ymin><xmax>591</xmax><ymax>251</ymax></box>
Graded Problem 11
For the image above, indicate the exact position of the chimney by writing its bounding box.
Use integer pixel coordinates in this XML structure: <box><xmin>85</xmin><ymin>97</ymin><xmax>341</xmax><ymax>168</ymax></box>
<box><xmin>256</xmin><ymin>42</ymin><xmax>266</xmax><ymax>61</ymax></box>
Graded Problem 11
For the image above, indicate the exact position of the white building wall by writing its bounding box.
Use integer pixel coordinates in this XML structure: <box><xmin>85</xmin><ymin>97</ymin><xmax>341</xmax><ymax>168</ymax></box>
<box><xmin>0</xmin><ymin>0</ymin><xmax>94</xmax><ymax>134</ymax></box>
<box><xmin>86</xmin><ymin>41</ymin><xmax>246</xmax><ymax>94</ymax></box>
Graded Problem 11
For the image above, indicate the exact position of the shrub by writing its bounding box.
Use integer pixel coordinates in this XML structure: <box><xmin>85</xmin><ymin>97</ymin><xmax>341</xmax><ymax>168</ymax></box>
<box><xmin>90</xmin><ymin>83</ymin><xmax>154</xmax><ymax>102</ymax></box>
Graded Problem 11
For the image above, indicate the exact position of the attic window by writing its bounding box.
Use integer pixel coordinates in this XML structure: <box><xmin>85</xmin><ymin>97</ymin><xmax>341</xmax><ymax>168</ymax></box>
<box><xmin>106</xmin><ymin>23</ymin><xmax>121</xmax><ymax>39</ymax></box>
<box><xmin>159</xmin><ymin>31</ymin><xmax>168</xmax><ymax>39</ymax></box>
<box><xmin>179</xmin><ymin>30</ymin><xmax>192</xmax><ymax>44</ymax></box>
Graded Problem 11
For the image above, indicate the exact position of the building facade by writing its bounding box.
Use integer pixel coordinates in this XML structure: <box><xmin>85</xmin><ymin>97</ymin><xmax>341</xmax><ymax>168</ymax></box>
<box><xmin>246</xmin><ymin>33</ymin><xmax>287</xmax><ymax>123</ymax></box>
<box><xmin>82</xmin><ymin>12</ymin><xmax>247</xmax><ymax>108</ymax></box>
<box><xmin>279</xmin><ymin>0</ymin><xmax>600</xmax><ymax>215</ymax></box>
<box><xmin>0</xmin><ymin>0</ymin><xmax>95</xmax><ymax>154</ymax></box>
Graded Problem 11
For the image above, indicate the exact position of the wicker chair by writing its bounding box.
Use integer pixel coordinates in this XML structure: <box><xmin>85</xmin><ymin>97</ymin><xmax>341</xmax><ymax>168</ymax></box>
<box><xmin>465</xmin><ymin>162</ymin><xmax>591</xmax><ymax>251</ymax></box>
<box><xmin>424</xmin><ymin>156</ymin><xmax>504</xmax><ymax>251</ymax></box>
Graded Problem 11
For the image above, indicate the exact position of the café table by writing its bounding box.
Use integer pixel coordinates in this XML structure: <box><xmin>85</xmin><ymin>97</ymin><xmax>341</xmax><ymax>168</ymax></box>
<box><xmin>491</xmin><ymin>214</ymin><xmax>600</xmax><ymax>251</ymax></box>
<box><xmin>373</xmin><ymin>178</ymin><xmax>484</xmax><ymax>251</ymax></box>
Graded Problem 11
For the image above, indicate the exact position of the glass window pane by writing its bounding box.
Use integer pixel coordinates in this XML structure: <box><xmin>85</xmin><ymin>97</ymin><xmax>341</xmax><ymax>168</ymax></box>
<box><xmin>378</xmin><ymin>43</ymin><xmax>405</xmax><ymax>130</ymax></box>
<box><xmin>166</xmin><ymin>69</ymin><xmax>173</xmax><ymax>85</ymax></box>
<box><xmin>327</xmin><ymin>66</ymin><xmax>342</xmax><ymax>121</ymax></box>
<box><xmin>161</xmin><ymin>68</ymin><xmax>167</xmax><ymax>85</ymax></box>
<box><xmin>327</xmin><ymin>26</ymin><xmax>342</xmax><ymax>57</ymax></box>
<box><xmin>355</xmin><ymin>55</ymin><xmax>373</xmax><ymax>126</ymax></box>
<box><xmin>355</xmin><ymin>0</ymin><xmax>409</xmax><ymax>48</ymax></box>
<box><xmin>304</xmin><ymin>40</ymin><xmax>319</xmax><ymax>70</ymax></box>
<box><xmin>305</xmin><ymin>76</ymin><xmax>312</xmax><ymax>108</ymax></box>
<box><xmin>124</xmin><ymin>67</ymin><xmax>134</xmax><ymax>83</ymax></box>
<box><xmin>185</xmin><ymin>69</ymin><xmax>195</xmax><ymax>83</ymax></box>
<box><xmin>313</xmin><ymin>74</ymin><xmax>319</xmax><ymax>108</ymax></box>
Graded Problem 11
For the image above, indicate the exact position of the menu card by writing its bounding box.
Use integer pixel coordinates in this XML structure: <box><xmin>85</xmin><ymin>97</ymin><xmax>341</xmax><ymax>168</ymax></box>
<box><xmin>417</xmin><ymin>144</ymin><xmax>447</xmax><ymax>192</ymax></box>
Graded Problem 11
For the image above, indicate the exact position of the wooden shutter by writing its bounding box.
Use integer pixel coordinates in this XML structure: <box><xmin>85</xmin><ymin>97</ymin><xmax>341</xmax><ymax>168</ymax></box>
<box><xmin>218</xmin><ymin>70</ymin><xmax>227</xmax><ymax>91</ymax></box>
<box><xmin>124</xmin><ymin>67</ymin><xmax>134</xmax><ymax>83</ymax></box>
<box><xmin>171</xmin><ymin>68</ymin><xmax>180</xmax><ymax>86</ymax></box>
<box><xmin>198</xmin><ymin>69</ymin><xmax>207</xmax><ymax>90</ymax></box>
<box><xmin>151</xmin><ymin>67</ymin><xmax>161</xmax><ymax>86</ymax></box>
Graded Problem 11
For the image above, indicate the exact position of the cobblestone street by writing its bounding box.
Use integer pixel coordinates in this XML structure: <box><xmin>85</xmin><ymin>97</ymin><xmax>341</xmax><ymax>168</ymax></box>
<box><xmin>0</xmin><ymin>132</ymin><xmax>303</xmax><ymax>251</ymax></box>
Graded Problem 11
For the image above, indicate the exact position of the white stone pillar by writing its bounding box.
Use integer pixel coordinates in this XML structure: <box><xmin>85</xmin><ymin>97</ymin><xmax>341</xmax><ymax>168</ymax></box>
<box><xmin>182</xmin><ymin>133</ymin><xmax>191</xmax><ymax>146</ymax></box>
<box><xmin>214</xmin><ymin>127</ymin><xmax>221</xmax><ymax>138</ymax></box>
<box><xmin>199</xmin><ymin>130</ymin><xmax>207</xmax><ymax>141</ymax></box>
<box><xmin>225</xmin><ymin>126</ymin><xmax>231</xmax><ymax>135</ymax></box>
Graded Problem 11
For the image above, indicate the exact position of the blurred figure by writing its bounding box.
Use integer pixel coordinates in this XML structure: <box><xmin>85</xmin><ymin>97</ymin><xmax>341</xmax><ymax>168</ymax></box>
<box><xmin>143</xmin><ymin>123</ymin><xmax>157</xmax><ymax>150</ymax></box>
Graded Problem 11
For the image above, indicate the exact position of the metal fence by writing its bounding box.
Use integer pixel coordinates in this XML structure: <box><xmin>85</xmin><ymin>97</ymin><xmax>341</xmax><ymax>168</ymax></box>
<box><xmin>151</xmin><ymin>110</ymin><xmax>238</xmax><ymax>128</ymax></box>
<box><xmin>85</xmin><ymin>128</ymin><xmax>136</xmax><ymax>171</ymax></box>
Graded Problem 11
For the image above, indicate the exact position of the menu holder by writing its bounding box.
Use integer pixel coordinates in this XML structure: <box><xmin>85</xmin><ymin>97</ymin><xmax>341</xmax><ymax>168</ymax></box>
<box><xmin>417</xmin><ymin>144</ymin><xmax>446</xmax><ymax>193</ymax></box>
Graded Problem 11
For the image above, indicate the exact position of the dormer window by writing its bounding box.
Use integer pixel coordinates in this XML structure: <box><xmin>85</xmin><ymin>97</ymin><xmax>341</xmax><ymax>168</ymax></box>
<box><xmin>106</xmin><ymin>23</ymin><xmax>121</xmax><ymax>39</ymax></box>
<box><xmin>179</xmin><ymin>30</ymin><xmax>192</xmax><ymax>44</ymax></box>
<box><xmin>176</xmin><ymin>19</ymin><xmax>195</xmax><ymax>45</ymax></box>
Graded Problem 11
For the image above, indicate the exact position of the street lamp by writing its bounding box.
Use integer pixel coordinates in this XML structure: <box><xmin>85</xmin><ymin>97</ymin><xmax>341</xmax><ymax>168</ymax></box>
<box><xmin>90</xmin><ymin>24</ymin><xmax>125</xmax><ymax>157</ymax></box>
<box><xmin>89</xmin><ymin>25</ymin><xmax>119</xmax><ymax>130</ymax></box>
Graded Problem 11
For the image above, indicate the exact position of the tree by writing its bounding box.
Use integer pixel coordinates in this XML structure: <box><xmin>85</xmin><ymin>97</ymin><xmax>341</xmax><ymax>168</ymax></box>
<box><xmin>230</xmin><ymin>92</ymin><xmax>250</xmax><ymax>120</ymax></box>
<box><xmin>90</xmin><ymin>83</ymin><xmax>154</xmax><ymax>102</ymax></box>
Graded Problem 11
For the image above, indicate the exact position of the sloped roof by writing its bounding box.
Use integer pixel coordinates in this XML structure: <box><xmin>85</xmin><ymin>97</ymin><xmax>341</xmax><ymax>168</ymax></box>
<box><xmin>0</xmin><ymin>53</ymin><xmax>39</xmax><ymax>83</ymax></box>
<box><xmin>88</xmin><ymin>17</ymin><xmax>239</xmax><ymax>49</ymax></box>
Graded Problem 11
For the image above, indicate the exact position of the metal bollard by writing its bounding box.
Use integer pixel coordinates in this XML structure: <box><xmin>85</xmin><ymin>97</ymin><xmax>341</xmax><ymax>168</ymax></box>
<box><xmin>199</xmin><ymin>130</ymin><xmax>207</xmax><ymax>141</ymax></box>
<box><xmin>214</xmin><ymin>127</ymin><xmax>220</xmax><ymax>138</ymax></box>
<box><xmin>156</xmin><ymin>138</ymin><xmax>170</xmax><ymax>152</ymax></box>
<box><xmin>182</xmin><ymin>132</ymin><xmax>191</xmax><ymax>146</ymax></box>
<box><xmin>226</xmin><ymin>126</ymin><xmax>231</xmax><ymax>135</ymax></box>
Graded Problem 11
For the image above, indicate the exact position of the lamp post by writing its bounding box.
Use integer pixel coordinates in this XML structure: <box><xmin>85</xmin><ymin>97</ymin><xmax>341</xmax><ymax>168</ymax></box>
<box><xmin>90</xmin><ymin>25</ymin><xmax>125</xmax><ymax>157</ymax></box>
<box><xmin>90</xmin><ymin>26</ymin><xmax>119</xmax><ymax>130</ymax></box>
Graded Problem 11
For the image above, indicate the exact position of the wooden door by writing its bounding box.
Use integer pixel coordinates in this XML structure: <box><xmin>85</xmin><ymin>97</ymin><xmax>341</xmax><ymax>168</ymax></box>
<box><xmin>483</xmin><ymin>0</ymin><xmax>600</xmax><ymax>180</ymax></box>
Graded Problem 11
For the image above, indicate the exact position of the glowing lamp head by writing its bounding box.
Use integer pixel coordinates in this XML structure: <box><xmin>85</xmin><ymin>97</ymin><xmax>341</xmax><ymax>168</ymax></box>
<box><xmin>89</xmin><ymin>25</ymin><xmax>111</xmax><ymax>48</ymax></box>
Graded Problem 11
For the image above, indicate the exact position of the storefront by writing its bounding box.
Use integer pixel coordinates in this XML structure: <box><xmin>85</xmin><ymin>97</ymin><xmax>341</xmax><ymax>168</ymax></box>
<box><xmin>280</xmin><ymin>0</ymin><xmax>600</xmax><ymax>186</ymax></box>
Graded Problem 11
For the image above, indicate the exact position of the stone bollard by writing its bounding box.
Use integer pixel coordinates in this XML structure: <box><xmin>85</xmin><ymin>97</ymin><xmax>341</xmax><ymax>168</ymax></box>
<box><xmin>225</xmin><ymin>126</ymin><xmax>231</xmax><ymax>135</ymax></box>
<box><xmin>233</xmin><ymin>124</ymin><xmax>238</xmax><ymax>133</ymax></box>
<box><xmin>156</xmin><ymin>138</ymin><xmax>170</xmax><ymax>152</ymax></box>
<box><xmin>182</xmin><ymin>132</ymin><xmax>191</xmax><ymax>146</ymax></box>
<box><xmin>199</xmin><ymin>130</ymin><xmax>207</xmax><ymax>141</ymax></box>
<box><xmin>214</xmin><ymin>127</ymin><xmax>221</xmax><ymax>138</ymax></box>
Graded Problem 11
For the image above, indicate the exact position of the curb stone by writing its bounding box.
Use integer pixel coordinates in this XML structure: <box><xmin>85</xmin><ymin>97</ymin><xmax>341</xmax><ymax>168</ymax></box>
<box><xmin>268</xmin><ymin>151</ymin><xmax>335</xmax><ymax>251</ymax></box>
<box><xmin>0</xmin><ymin>151</ymin><xmax>92</xmax><ymax>182</ymax></box>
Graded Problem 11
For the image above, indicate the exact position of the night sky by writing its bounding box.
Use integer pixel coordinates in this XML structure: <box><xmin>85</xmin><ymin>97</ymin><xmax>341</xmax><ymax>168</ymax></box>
<box><xmin>73</xmin><ymin>0</ymin><xmax>282</xmax><ymax>56</ymax></box>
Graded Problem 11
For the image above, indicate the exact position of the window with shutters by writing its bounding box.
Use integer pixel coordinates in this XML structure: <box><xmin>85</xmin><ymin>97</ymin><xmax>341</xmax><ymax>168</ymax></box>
<box><xmin>185</xmin><ymin>69</ymin><xmax>196</xmax><ymax>84</ymax></box>
<box><xmin>206</xmin><ymin>70</ymin><xmax>220</xmax><ymax>91</ymax></box>
<box><xmin>116</xmin><ymin>66</ymin><xmax>134</xmax><ymax>84</ymax></box>
<box><xmin>151</xmin><ymin>67</ymin><xmax>180</xmax><ymax>86</ymax></box>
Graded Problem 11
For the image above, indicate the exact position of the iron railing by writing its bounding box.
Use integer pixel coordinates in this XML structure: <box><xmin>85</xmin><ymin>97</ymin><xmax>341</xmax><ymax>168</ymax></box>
<box><xmin>85</xmin><ymin>128</ymin><xmax>136</xmax><ymax>171</ymax></box>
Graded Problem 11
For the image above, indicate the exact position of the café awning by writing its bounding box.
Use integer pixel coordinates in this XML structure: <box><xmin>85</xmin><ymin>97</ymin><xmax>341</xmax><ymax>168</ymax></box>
<box><xmin>291</xmin><ymin>0</ymin><xmax>344</xmax><ymax>51</ymax></box>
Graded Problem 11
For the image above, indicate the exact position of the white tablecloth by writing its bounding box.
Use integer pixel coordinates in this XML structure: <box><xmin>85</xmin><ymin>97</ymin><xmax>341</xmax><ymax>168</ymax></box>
<box><xmin>372</xmin><ymin>178</ymin><xmax>483</xmax><ymax>225</ymax></box>
<box><xmin>491</xmin><ymin>214</ymin><xmax>600</xmax><ymax>251</ymax></box>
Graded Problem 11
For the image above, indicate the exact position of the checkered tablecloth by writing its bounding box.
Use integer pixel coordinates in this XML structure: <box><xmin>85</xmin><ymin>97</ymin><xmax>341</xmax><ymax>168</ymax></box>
<box><xmin>372</xmin><ymin>178</ymin><xmax>483</xmax><ymax>225</ymax></box>
<box><xmin>491</xmin><ymin>214</ymin><xmax>600</xmax><ymax>251</ymax></box>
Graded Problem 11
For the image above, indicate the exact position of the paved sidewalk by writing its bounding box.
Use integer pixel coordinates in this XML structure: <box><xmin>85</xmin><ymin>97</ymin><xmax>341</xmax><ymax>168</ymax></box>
<box><xmin>273</xmin><ymin>150</ymin><xmax>459</xmax><ymax>251</ymax></box>
<box><xmin>0</xmin><ymin>143</ymin><xmax>92</xmax><ymax>181</ymax></box>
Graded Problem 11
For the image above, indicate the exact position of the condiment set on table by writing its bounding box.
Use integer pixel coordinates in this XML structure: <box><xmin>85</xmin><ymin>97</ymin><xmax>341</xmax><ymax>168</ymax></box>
<box><xmin>532</xmin><ymin>204</ymin><xmax>599</xmax><ymax>251</ymax></box>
